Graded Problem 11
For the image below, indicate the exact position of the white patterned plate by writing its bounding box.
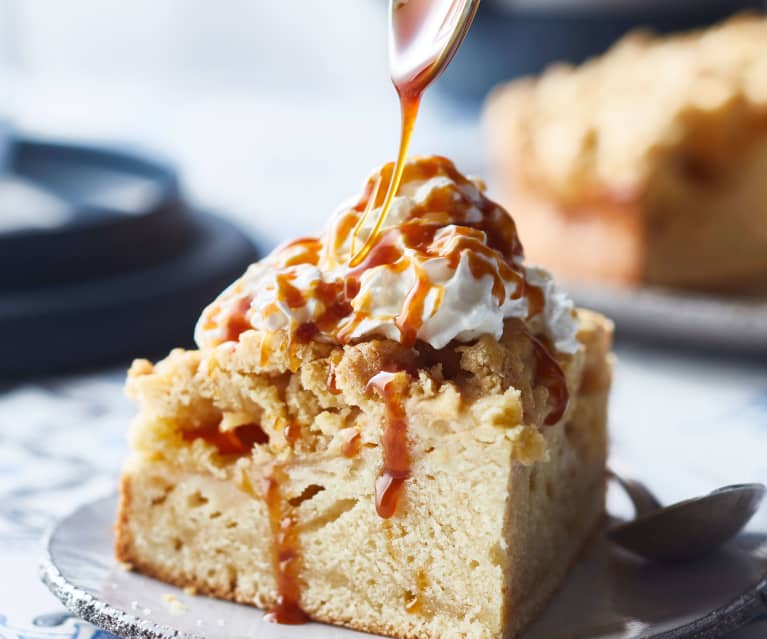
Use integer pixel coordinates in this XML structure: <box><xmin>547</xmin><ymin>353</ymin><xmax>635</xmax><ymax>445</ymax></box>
<box><xmin>41</xmin><ymin>495</ymin><xmax>767</xmax><ymax>639</ymax></box>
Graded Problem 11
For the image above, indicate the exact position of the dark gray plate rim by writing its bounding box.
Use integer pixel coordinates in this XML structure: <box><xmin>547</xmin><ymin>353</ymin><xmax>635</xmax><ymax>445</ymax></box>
<box><xmin>39</xmin><ymin>495</ymin><xmax>767</xmax><ymax>639</ymax></box>
<box><xmin>565</xmin><ymin>282</ymin><xmax>767</xmax><ymax>353</ymax></box>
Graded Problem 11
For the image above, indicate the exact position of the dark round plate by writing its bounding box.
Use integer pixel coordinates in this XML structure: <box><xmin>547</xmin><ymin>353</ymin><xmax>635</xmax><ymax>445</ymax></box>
<box><xmin>1</xmin><ymin>138</ymin><xmax>193</xmax><ymax>289</ymax></box>
<box><xmin>0</xmin><ymin>210</ymin><xmax>257</xmax><ymax>378</ymax></box>
<box><xmin>41</xmin><ymin>495</ymin><xmax>767</xmax><ymax>639</ymax></box>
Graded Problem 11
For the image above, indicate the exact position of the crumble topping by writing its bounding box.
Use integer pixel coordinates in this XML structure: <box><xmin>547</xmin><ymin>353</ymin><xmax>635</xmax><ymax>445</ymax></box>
<box><xmin>126</xmin><ymin>317</ymin><xmax>593</xmax><ymax>465</ymax></box>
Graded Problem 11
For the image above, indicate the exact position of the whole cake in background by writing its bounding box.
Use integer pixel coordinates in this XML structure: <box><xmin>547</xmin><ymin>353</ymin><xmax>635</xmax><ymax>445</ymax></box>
<box><xmin>484</xmin><ymin>14</ymin><xmax>767</xmax><ymax>294</ymax></box>
<box><xmin>116</xmin><ymin>156</ymin><xmax>613</xmax><ymax>639</ymax></box>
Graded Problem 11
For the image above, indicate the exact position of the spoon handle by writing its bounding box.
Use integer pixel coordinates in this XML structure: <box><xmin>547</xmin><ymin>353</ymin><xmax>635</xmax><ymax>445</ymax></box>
<box><xmin>608</xmin><ymin>469</ymin><xmax>663</xmax><ymax>517</ymax></box>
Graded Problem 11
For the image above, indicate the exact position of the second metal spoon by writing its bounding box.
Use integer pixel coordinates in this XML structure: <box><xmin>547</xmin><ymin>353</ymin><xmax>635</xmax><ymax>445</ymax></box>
<box><xmin>609</xmin><ymin>472</ymin><xmax>765</xmax><ymax>562</ymax></box>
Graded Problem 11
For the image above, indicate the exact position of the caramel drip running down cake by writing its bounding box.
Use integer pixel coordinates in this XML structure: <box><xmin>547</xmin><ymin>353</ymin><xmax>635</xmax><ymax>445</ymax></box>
<box><xmin>117</xmin><ymin>156</ymin><xmax>613</xmax><ymax>639</ymax></box>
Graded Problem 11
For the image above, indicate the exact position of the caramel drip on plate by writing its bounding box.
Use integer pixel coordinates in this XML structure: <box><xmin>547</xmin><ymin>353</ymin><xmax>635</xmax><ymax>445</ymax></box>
<box><xmin>368</xmin><ymin>370</ymin><xmax>412</xmax><ymax>519</ymax></box>
<box><xmin>264</xmin><ymin>468</ymin><xmax>309</xmax><ymax>625</ymax></box>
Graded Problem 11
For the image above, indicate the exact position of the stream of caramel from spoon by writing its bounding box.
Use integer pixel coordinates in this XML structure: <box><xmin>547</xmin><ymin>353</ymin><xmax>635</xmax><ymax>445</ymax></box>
<box><xmin>350</xmin><ymin>91</ymin><xmax>420</xmax><ymax>267</ymax></box>
<box><xmin>349</xmin><ymin>0</ymin><xmax>478</xmax><ymax>266</ymax></box>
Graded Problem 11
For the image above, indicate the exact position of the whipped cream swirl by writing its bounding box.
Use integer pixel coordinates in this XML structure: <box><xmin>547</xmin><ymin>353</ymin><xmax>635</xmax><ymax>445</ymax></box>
<box><xmin>195</xmin><ymin>157</ymin><xmax>580</xmax><ymax>355</ymax></box>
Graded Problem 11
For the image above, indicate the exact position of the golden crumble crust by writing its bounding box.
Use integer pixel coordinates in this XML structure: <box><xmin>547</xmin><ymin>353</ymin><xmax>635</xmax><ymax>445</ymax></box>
<box><xmin>126</xmin><ymin>315</ymin><xmax>590</xmax><ymax>467</ymax></box>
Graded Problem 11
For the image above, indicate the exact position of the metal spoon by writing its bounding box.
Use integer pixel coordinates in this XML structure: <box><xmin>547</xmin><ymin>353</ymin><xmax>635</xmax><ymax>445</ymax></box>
<box><xmin>351</xmin><ymin>0</ymin><xmax>481</xmax><ymax>266</ymax></box>
<box><xmin>389</xmin><ymin>0</ymin><xmax>481</xmax><ymax>91</ymax></box>
<box><xmin>609</xmin><ymin>472</ymin><xmax>765</xmax><ymax>562</ymax></box>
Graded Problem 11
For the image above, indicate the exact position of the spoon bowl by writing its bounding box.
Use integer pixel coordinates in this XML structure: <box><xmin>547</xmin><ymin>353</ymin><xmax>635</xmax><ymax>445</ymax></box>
<box><xmin>609</xmin><ymin>482</ymin><xmax>765</xmax><ymax>562</ymax></box>
<box><xmin>350</xmin><ymin>0</ymin><xmax>480</xmax><ymax>266</ymax></box>
<box><xmin>389</xmin><ymin>0</ymin><xmax>481</xmax><ymax>92</ymax></box>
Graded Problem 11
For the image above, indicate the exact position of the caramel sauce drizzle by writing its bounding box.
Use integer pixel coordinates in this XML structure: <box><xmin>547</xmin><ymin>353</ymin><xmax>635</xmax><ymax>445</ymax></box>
<box><xmin>527</xmin><ymin>331</ymin><xmax>569</xmax><ymax>425</ymax></box>
<box><xmin>368</xmin><ymin>370</ymin><xmax>412</xmax><ymax>519</ymax></box>
<box><xmin>183</xmin><ymin>422</ymin><xmax>268</xmax><ymax>455</ymax></box>
<box><xmin>349</xmin><ymin>172</ymin><xmax>383</xmax><ymax>259</ymax></box>
<box><xmin>284</xmin><ymin>422</ymin><xmax>302</xmax><ymax>446</ymax></box>
<box><xmin>185</xmin><ymin>422</ymin><xmax>310</xmax><ymax>624</ymax></box>
<box><xmin>275</xmin><ymin>273</ymin><xmax>307</xmax><ymax>310</ymax></box>
<box><xmin>264</xmin><ymin>468</ymin><xmax>309</xmax><ymax>625</ymax></box>
<box><xmin>327</xmin><ymin>362</ymin><xmax>342</xmax><ymax>395</ymax></box>
<box><xmin>187</xmin><ymin>422</ymin><xmax>312</xmax><ymax>624</ymax></box>
<box><xmin>526</xmin><ymin>283</ymin><xmax>546</xmax><ymax>320</ymax></box>
<box><xmin>350</xmin><ymin>92</ymin><xmax>421</xmax><ymax>266</ymax></box>
<box><xmin>396</xmin><ymin>264</ymin><xmax>432</xmax><ymax>348</ymax></box>
<box><xmin>350</xmin><ymin>0</ymin><xmax>477</xmax><ymax>265</ymax></box>
<box><xmin>206</xmin><ymin>295</ymin><xmax>253</xmax><ymax>344</ymax></box>
<box><xmin>188</xmin><ymin>425</ymin><xmax>308</xmax><ymax>623</ymax></box>
<box><xmin>201</xmin><ymin>156</ymin><xmax>538</xmax><ymax>354</ymax></box>
<box><xmin>342</xmin><ymin>430</ymin><xmax>362</xmax><ymax>458</ymax></box>
<box><xmin>281</xmin><ymin>237</ymin><xmax>322</xmax><ymax>267</ymax></box>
